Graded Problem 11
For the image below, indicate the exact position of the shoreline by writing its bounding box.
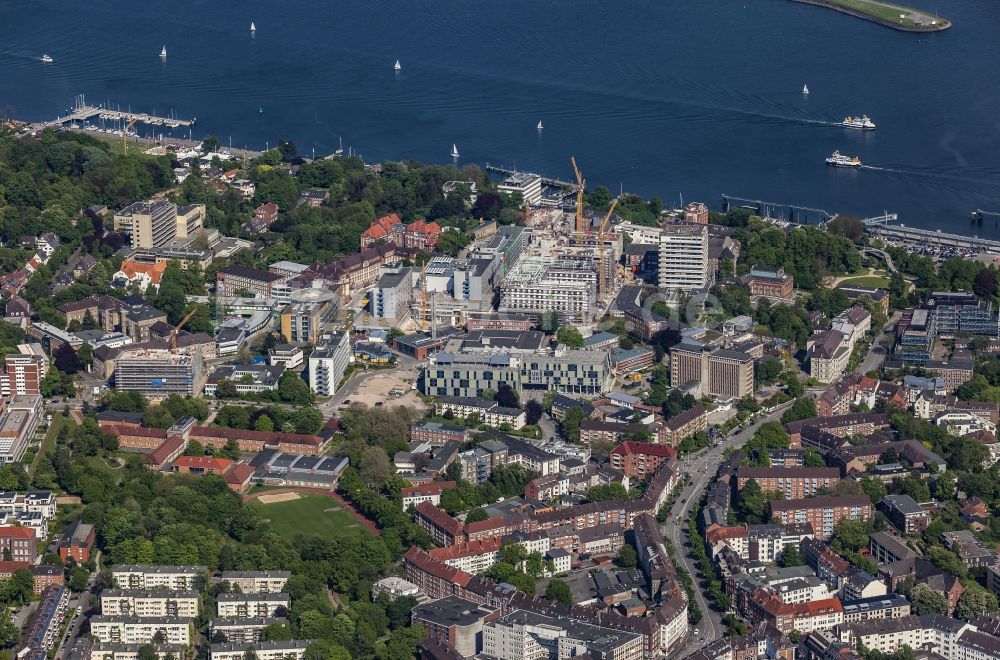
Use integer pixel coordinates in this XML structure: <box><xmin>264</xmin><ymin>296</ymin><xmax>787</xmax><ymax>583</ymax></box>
<box><xmin>790</xmin><ymin>0</ymin><xmax>951</xmax><ymax>32</ymax></box>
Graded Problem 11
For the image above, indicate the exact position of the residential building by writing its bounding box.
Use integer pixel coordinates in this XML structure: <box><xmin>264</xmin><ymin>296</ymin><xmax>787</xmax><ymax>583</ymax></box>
<box><xmin>59</xmin><ymin>520</ymin><xmax>95</xmax><ymax>563</ymax></box>
<box><xmin>769</xmin><ymin>496</ymin><xmax>872</xmax><ymax>540</ymax></box>
<box><xmin>89</xmin><ymin>616</ymin><xmax>192</xmax><ymax>645</ymax></box>
<box><xmin>307</xmin><ymin>331</ymin><xmax>350</xmax><ymax>396</ymax></box>
<box><xmin>20</xmin><ymin>585</ymin><xmax>69</xmax><ymax>658</ymax></box>
<box><xmin>402</xmin><ymin>482</ymin><xmax>458</xmax><ymax>509</ymax></box>
<box><xmin>209</xmin><ymin>641</ymin><xmax>311</xmax><ymax>660</ymax></box>
<box><xmin>411</xmin><ymin>422</ymin><xmax>470</xmax><ymax>446</ymax></box>
<box><xmin>662</xmin><ymin>405</ymin><xmax>708</xmax><ymax>445</ymax></box>
<box><xmin>0</xmin><ymin>526</ymin><xmax>35</xmax><ymax>562</ymax></box>
<box><xmin>110</xmin><ymin>565</ymin><xmax>205</xmax><ymax>591</ymax></box>
<box><xmin>413</xmin><ymin>596</ymin><xmax>500</xmax><ymax>657</ymax></box>
<box><xmin>658</xmin><ymin>224</ymin><xmax>709</xmax><ymax>292</ymax></box>
<box><xmin>881</xmin><ymin>495</ymin><xmax>929</xmax><ymax>535</ymax></box>
<box><xmin>435</xmin><ymin>397</ymin><xmax>526</xmax><ymax>429</ymax></box>
<box><xmin>209</xmin><ymin>617</ymin><xmax>283</xmax><ymax>645</ymax></box>
<box><xmin>736</xmin><ymin>467</ymin><xmax>840</xmax><ymax>499</ymax></box>
<box><xmin>808</xmin><ymin>329</ymin><xmax>850</xmax><ymax>383</ymax></box>
<box><xmin>2</xmin><ymin>347</ymin><xmax>45</xmax><ymax>396</ymax></box>
<box><xmin>100</xmin><ymin>590</ymin><xmax>200</xmax><ymax>618</ymax></box>
<box><xmin>840</xmin><ymin>594</ymin><xmax>911</xmax><ymax>623</ymax></box>
<box><xmin>216</xmin><ymin>593</ymin><xmax>289</xmax><ymax>618</ymax></box>
<box><xmin>243</xmin><ymin>202</ymin><xmax>279</xmax><ymax>233</ymax></box>
<box><xmin>609</xmin><ymin>441</ymin><xmax>677</xmax><ymax>479</ymax></box>
<box><xmin>483</xmin><ymin>609</ymin><xmax>644</xmax><ymax>660</ymax></box>
<box><xmin>429</xmin><ymin>539</ymin><xmax>503</xmax><ymax>576</ymax></box>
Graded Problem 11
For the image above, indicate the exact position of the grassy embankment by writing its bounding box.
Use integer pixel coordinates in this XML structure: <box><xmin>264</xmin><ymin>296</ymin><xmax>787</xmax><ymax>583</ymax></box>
<box><xmin>794</xmin><ymin>0</ymin><xmax>950</xmax><ymax>31</ymax></box>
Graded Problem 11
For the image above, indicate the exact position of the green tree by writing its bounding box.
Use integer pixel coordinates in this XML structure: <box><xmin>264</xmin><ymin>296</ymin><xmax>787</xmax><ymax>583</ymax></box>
<box><xmin>544</xmin><ymin>578</ymin><xmax>572</xmax><ymax>604</ymax></box>
<box><xmin>254</xmin><ymin>415</ymin><xmax>274</xmax><ymax>432</ymax></box>
<box><xmin>803</xmin><ymin>448</ymin><xmax>826</xmax><ymax>467</ymax></box>
<box><xmin>616</xmin><ymin>543</ymin><xmax>637</xmax><ymax>568</ymax></box>
<box><xmin>465</xmin><ymin>508</ymin><xmax>488</xmax><ymax>523</ymax></box>
<box><xmin>781</xmin><ymin>397</ymin><xmax>817</xmax><ymax>423</ymax></box>
<box><xmin>778</xmin><ymin>545</ymin><xmax>804</xmax><ymax>567</ymax></box>
<box><xmin>562</xmin><ymin>406</ymin><xmax>584</xmax><ymax>442</ymax></box>
<box><xmin>956</xmin><ymin>586</ymin><xmax>999</xmax><ymax>621</ymax></box>
<box><xmin>556</xmin><ymin>325</ymin><xmax>585</xmax><ymax>348</ymax></box>
<box><xmin>909</xmin><ymin>584</ymin><xmax>948</xmax><ymax>616</ymax></box>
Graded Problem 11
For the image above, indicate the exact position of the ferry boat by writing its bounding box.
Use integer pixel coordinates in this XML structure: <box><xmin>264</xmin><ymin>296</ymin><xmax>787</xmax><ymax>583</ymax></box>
<box><xmin>841</xmin><ymin>115</ymin><xmax>876</xmax><ymax>131</ymax></box>
<box><xmin>40</xmin><ymin>54</ymin><xmax>53</xmax><ymax>63</ymax></box>
<box><xmin>825</xmin><ymin>150</ymin><xmax>861</xmax><ymax>167</ymax></box>
<box><xmin>450</xmin><ymin>144</ymin><xmax>460</xmax><ymax>158</ymax></box>
<box><xmin>394</xmin><ymin>59</ymin><xmax>401</xmax><ymax>71</ymax></box>
<box><xmin>160</xmin><ymin>46</ymin><xmax>167</xmax><ymax>58</ymax></box>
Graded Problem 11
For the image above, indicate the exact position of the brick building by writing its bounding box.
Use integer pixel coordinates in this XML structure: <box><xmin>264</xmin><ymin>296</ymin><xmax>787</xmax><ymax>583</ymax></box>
<box><xmin>736</xmin><ymin>467</ymin><xmax>840</xmax><ymax>499</ymax></box>
<box><xmin>769</xmin><ymin>496</ymin><xmax>871</xmax><ymax>540</ymax></box>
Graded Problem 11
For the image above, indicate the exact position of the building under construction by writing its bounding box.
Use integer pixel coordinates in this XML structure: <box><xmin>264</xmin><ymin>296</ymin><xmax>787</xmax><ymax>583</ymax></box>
<box><xmin>113</xmin><ymin>346</ymin><xmax>206</xmax><ymax>397</ymax></box>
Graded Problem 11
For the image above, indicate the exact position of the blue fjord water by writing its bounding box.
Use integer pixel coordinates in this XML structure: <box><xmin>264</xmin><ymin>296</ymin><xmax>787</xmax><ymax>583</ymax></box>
<box><xmin>3</xmin><ymin>0</ymin><xmax>1000</xmax><ymax>234</ymax></box>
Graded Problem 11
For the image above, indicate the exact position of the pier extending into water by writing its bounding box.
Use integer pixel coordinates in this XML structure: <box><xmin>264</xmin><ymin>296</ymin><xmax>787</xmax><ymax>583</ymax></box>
<box><xmin>721</xmin><ymin>194</ymin><xmax>833</xmax><ymax>225</ymax></box>
<box><xmin>868</xmin><ymin>223</ymin><xmax>1000</xmax><ymax>253</ymax></box>
<box><xmin>45</xmin><ymin>97</ymin><xmax>195</xmax><ymax>130</ymax></box>
<box><xmin>485</xmin><ymin>164</ymin><xmax>580</xmax><ymax>193</ymax></box>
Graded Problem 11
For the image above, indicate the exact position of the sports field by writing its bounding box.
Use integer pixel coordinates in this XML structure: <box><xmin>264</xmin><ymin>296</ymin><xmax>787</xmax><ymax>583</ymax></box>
<box><xmin>248</xmin><ymin>492</ymin><xmax>369</xmax><ymax>541</ymax></box>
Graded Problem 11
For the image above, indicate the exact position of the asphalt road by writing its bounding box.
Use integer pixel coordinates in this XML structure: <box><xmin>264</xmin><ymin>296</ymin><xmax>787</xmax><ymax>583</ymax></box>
<box><xmin>661</xmin><ymin>399</ymin><xmax>795</xmax><ymax>649</ymax></box>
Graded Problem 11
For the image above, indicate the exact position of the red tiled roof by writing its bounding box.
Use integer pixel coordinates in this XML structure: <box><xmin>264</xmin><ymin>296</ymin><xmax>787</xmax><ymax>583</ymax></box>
<box><xmin>224</xmin><ymin>464</ymin><xmax>256</xmax><ymax>485</ymax></box>
<box><xmin>110</xmin><ymin>425</ymin><xmax>169</xmax><ymax>439</ymax></box>
<box><xmin>414</xmin><ymin>501</ymin><xmax>463</xmax><ymax>536</ymax></box>
<box><xmin>172</xmin><ymin>455</ymin><xmax>233</xmax><ymax>471</ymax></box>
<box><xmin>0</xmin><ymin>561</ymin><xmax>30</xmax><ymax>574</ymax></box>
<box><xmin>190</xmin><ymin>426</ymin><xmax>324</xmax><ymax>447</ymax></box>
<box><xmin>705</xmin><ymin>524</ymin><xmax>748</xmax><ymax>545</ymax></box>
<box><xmin>404</xmin><ymin>546</ymin><xmax>471</xmax><ymax>588</ymax></box>
<box><xmin>463</xmin><ymin>518</ymin><xmax>506</xmax><ymax>536</ymax></box>
<box><xmin>143</xmin><ymin>436</ymin><xmax>186</xmax><ymax>466</ymax></box>
<box><xmin>610</xmin><ymin>440</ymin><xmax>677</xmax><ymax>459</ymax></box>
<box><xmin>401</xmin><ymin>481</ymin><xmax>457</xmax><ymax>498</ymax></box>
<box><xmin>429</xmin><ymin>537</ymin><xmax>502</xmax><ymax>561</ymax></box>
<box><xmin>0</xmin><ymin>527</ymin><xmax>35</xmax><ymax>539</ymax></box>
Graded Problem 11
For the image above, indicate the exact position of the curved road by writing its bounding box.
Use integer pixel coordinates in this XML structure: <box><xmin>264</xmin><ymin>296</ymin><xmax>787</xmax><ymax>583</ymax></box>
<box><xmin>661</xmin><ymin>399</ymin><xmax>796</xmax><ymax>651</ymax></box>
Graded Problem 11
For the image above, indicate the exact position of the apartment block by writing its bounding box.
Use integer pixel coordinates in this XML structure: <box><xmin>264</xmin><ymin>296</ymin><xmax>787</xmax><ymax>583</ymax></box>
<box><xmin>90</xmin><ymin>616</ymin><xmax>192</xmax><ymax>645</ymax></box>
<box><xmin>881</xmin><ymin>495</ymin><xmax>929</xmax><ymax>535</ymax></box>
<box><xmin>20</xmin><ymin>584</ymin><xmax>69</xmax><ymax>658</ymax></box>
<box><xmin>110</xmin><ymin>565</ymin><xmax>205</xmax><ymax>591</ymax></box>
<box><xmin>662</xmin><ymin>405</ymin><xmax>708</xmax><ymax>446</ymax></box>
<box><xmin>609</xmin><ymin>441</ymin><xmax>677</xmax><ymax>479</ymax></box>
<box><xmin>0</xmin><ymin>526</ymin><xmax>36</xmax><ymax>561</ymax></box>
<box><xmin>59</xmin><ymin>519</ymin><xmax>95</xmax><ymax>563</ymax></box>
<box><xmin>769</xmin><ymin>496</ymin><xmax>872</xmax><ymax>540</ymax></box>
<box><xmin>840</xmin><ymin>594</ymin><xmax>911</xmax><ymax>623</ymax></box>
<box><xmin>216</xmin><ymin>593</ymin><xmax>289</xmax><ymax>618</ymax></box>
<box><xmin>2</xmin><ymin>348</ymin><xmax>44</xmax><ymax>396</ymax></box>
<box><xmin>497</xmin><ymin>172</ymin><xmax>543</xmax><ymax>205</ymax></box>
<box><xmin>209</xmin><ymin>641</ymin><xmax>311</xmax><ymax>660</ymax></box>
<box><xmin>435</xmin><ymin>397</ymin><xmax>526</xmax><ymax>429</ymax></box>
<box><xmin>307</xmin><ymin>331</ymin><xmax>350</xmax><ymax>396</ymax></box>
<box><xmin>412</xmin><ymin>595</ymin><xmax>500</xmax><ymax>658</ymax></box>
<box><xmin>100</xmin><ymin>590</ymin><xmax>200</xmax><ymax>618</ymax></box>
<box><xmin>220</xmin><ymin>571</ymin><xmax>291</xmax><ymax>594</ymax></box>
<box><xmin>401</xmin><ymin>482</ymin><xmax>458</xmax><ymax>509</ymax></box>
<box><xmin>209</xmin><ymin>617</ymin><xmax>284</xmax><ymax>645</ymax></box>
<box><xmin>429</xmin><ymin>538</ymin><xmax>503</xmax><ymax>575</ymax></box>
<box><xmin>483</xmin><ymin>609</ymin><xmax>644</xmax><ymax>660</ymax></box>
<box><xmin>657</xmin><ymin>224</ymin><xmax>709</xmax><ymax>292</ymax></box>
<box><xmin>736</xmin><ymin>467</ymin><xmax>840</xmax><ymax>499</ymax></box>
<box><xmin>410</xmin><ymin>421</ymin><xmax>470</xmax><ymax>446</ymax></box>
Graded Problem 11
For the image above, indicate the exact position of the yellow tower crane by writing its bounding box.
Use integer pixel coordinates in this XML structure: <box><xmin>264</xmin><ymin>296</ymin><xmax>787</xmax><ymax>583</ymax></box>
<box><xmin>597</xmin><ymin>197</ymin><xmax>620</xmax><ymax>302</ymax></box>
<box><xmin>169</xmin><ymin>306</ymin><xmax>200</xmax><ymax>351</ymax></box>
<box><xmin>571</xmin><ymin>157</ymin><xmax>585</xmax><ymax>247</ymax></box>
<box><xmin>122</xmin><ymin>118</ymin><xmax>139</xmax><ymax>155</ymax></box>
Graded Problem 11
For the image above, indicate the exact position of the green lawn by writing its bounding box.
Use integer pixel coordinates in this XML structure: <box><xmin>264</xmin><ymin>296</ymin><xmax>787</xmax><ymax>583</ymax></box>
<box><xmin>838</xmin><ymin>275</ymin><xmax>891</xmax><ymax>288</ymax></box>
<box><xmin>248</xmin><ymin>493</ymin><xmax>369</xmax><ymax>541</ymax></box>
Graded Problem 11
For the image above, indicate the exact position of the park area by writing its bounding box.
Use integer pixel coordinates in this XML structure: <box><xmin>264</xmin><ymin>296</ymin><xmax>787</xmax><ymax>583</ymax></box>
<box><xmin>247</xmin><ymin>491</ymin><xmax>371</xmax><ymax>541</ymax></box>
